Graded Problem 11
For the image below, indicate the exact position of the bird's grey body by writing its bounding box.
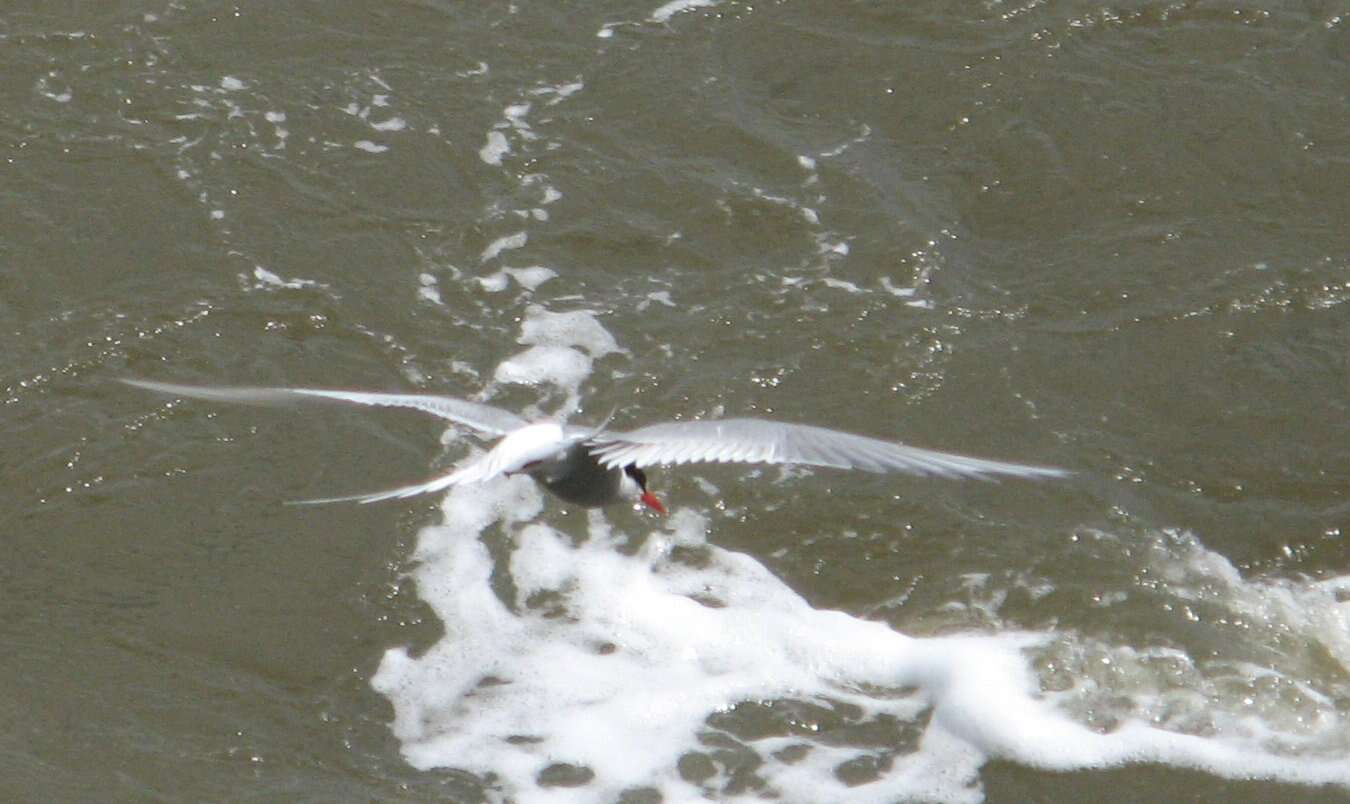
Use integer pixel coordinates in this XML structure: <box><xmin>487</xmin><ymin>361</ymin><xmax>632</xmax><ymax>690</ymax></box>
<box><xmin>530</xmin><ymin>441</ymin><xmax>627</xmax><ymax>508</ymax></box>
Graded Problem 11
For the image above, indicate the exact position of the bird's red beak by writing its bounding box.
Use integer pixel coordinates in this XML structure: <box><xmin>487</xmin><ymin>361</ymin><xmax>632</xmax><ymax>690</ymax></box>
<box><xmin>640</xmin><ymin>490</ymin><xmax>667</xmax><ymax>515</ymax></box>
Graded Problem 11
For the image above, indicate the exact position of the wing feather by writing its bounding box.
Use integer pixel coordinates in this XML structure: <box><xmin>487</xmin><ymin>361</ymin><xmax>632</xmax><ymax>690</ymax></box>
<box><xmin>590</xmin><ymin>418</ymin><xmax>1067</xmax><ymax>481</ymax></box>
<box><xmin>288</xmin><ymin>468</ymin><xmax>468</xmax><ymax>505</ymax></box>
<box><xmin>120</xmin><ymin>378</ymin><xmax>527</xmax><ymax>435</ymax></box>
<box><xmin>288</xmin><ymin>423</ymin><xmax>565</xmax><ymax>505</ymax></box>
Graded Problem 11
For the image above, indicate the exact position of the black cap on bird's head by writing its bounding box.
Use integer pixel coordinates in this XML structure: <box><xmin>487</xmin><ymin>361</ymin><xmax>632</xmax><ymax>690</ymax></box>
<box><xmin>624</xmin><ymin>465</ymin><xmax>666</xmax><ymax>514</ymax></box>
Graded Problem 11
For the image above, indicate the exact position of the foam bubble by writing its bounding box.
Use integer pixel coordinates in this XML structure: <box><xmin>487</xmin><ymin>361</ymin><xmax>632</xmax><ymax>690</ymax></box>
<box><xmin>487</xmin><ymin>306</ymin><xmax>621</xmax><ymax>414</ymax></box>
<box><xmin>516</xmin><ymin>306</ymin><xmax>621</xmax><ymax>359</ymax></box>
<box><xmin>494</xmin><ymin>344</ymin><xmax>592</xmax><ymax>391</ymax></box>
<box><xmin>247</xmin><ymin>266</ymin><xmax>323</xmax><ymax>291</ymax></box>
<box><xmin>822</xmin><ymin>277</ymin><xmax>863</xmax><ymax>294</ymax></box>
<box><xmin>416</xmin><ymin>273</ymin><xmax>443</xmax><ymax>305</ymax></box>
<box><xmin>370</xmin><ymin>116</ymin><xmax>406</xmax><ymax>132</ymax></box>
<box><xmin>480</xmin><ymin>130</ymin><xmax>511</xmax><ymax>165</ymax></box>
<box><xmin>481</xmin><ymin>232</ymin><xmax>528</xmax><ymax>263</ymax></box>
<box><xmin>650</xmin><ymin>0</ymin><xmax>720</xmax><ymax>24</ymax></box>
<box><xmin>505</xmin><ymin>266</ymin><xmax>558</xmax><ymax>291</ymax></box>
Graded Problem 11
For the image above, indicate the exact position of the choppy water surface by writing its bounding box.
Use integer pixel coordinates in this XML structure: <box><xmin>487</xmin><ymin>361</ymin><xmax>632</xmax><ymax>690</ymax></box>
<box><xmin>3</xmin><ymin>1</ymin><xmax>1347</xmax><ymax>801</ymax></box>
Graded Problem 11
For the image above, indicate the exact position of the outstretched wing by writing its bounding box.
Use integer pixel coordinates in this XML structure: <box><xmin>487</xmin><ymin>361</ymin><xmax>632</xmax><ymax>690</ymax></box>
<box><xmin>288</xmin><ymin>421</ymin><xmax>576</xmax><ymax>505</ymax></box>
<box><xmin>288</xmin><ymin>466</ymin><xmax>475</xmax><ymax>505</ymax></box>
<box><xmin>120</xmin><ymin>378</ymin><xmax>527</xmax><ymax>436</ymax></box>
<box><xmin>589</xmin><ymin>418</ymin><xmax>1067</xmax><ymax>481</ymax></box>
<box><xmin>290</xmin><ymin>464</ymin><xmax>469</xmax><ymax>501</ymax></box>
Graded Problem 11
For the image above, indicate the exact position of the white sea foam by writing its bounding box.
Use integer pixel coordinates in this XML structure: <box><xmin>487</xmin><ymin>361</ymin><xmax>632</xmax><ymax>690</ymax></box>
<box><xmin>373</xmin><ymin>308</ymin><xmax>1350</xmax><ymax>801</ymax></box>
<box><xmin>504</xmin><ymin>266</ymin><xmax>558</xmax><ymax>291</ymax></box>
<box><xmin>650</xmin><ymin>0</ymin><xmax>720</xmax><ymax>24</ymax></box>
<box><xmin>529</xmin><ymin>80</ymin><xmax>585</xmax><ymax>106</ymax></box>
<box><xmin>476</xmin><ymin>272</ymin><xmax>511</xmax><ymax>293</ymax></box>
<box><xmin>370</xmin><ymin>116</ymin><xmax>406</xmax><ymax>132</ymax></box>
<box><xmin>36</xmin><ymin>75</ymin><xmax>73</xmax><ymax>103</ymax></box>
<box><xmin>477</xmin><ymin>267</ymin><xmax>556</xmax><ymax>292</ymax></box>
<box><xmin>822</xmin><ymin>277</ymin><xmax>863</xmax><ymax>294</ymax></box>
<box><xmin>489</xmin><ymin>305</ymin><xmax>622</xmax><ymax>412</ymax></box>
<box><xmin>416</xmin><ymin>273</ymin><xmax>442</xmax><ymax>305</ymax></box>
<box><xmin>246</xmin><ymin>266</ymin><xmax>324</xmax><ymax>291</ymax></box>
<box><xmin>480</xmin><ymin>130</ymin><xmax>511</xmax><ymax>165</ymax></box>
<box><xmin>515</xmin><ymin>305</ymin><xmax>620</xmax><ymax>359</ymax></box>
<box><xmin>481</xmin><ymin>231</ymin><xmax>529</xmax><ymax>263</ymax></box>
<box><xmin>637</xmin><ymin>290</ymin><xmax>676</xmax><ymax>311</ymax></box>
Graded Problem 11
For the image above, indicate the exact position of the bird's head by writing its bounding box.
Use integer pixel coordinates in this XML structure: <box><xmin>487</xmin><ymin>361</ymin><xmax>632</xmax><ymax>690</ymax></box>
<box><xmin>624</xmin><ymin>465</ymin><xmax>666</xmax><ymax>515</ymax></box>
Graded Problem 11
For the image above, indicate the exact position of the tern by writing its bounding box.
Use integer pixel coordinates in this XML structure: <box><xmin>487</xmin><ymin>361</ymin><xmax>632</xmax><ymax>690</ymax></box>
<box><xmin>122</xmin><ymin>379</ymin><xmax>1068</xmax><ymax>512</ymax></box>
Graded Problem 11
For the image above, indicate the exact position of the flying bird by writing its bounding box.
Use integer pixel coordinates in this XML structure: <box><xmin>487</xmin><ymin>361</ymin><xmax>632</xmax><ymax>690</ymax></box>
<box><xmin>122</xmin><ymin>379</ymin><xmax>1068</xmax><ymax>512</ymax></box>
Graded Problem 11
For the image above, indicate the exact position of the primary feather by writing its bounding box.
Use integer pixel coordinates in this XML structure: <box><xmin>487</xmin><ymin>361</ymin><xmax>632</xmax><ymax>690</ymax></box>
<box><xmin>119</xmin><ymin>378</ymin><xmax>526</xmax><ymax>435</ymax></box>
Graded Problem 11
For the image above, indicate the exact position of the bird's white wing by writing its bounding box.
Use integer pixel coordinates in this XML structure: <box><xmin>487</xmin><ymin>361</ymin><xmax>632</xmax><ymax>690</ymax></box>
<box><xmin>290</xmin><ymin>421</ymin><xmax>576</xmax><ymax>505</ymax></box>
<box><xmin>288</xmin><ymin>467</ymin><xmax>472</xmax><ymax>505</ymax></box>
<box><xmin>121</xmin><ymin>378</ymin><xmax>527</xmax><ymax>436</ymax></box>
<box><xmin>589</xmin><ymin>418</ymin><xmax>1068</xmax><ymax>481</ymax></box>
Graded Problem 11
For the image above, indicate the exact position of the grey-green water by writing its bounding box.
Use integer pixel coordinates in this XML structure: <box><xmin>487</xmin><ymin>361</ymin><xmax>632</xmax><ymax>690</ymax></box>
<box><xmin>3</xmin><ymin>1</ymin><xmax>1347</xmax><ymax>801</ymax></box>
